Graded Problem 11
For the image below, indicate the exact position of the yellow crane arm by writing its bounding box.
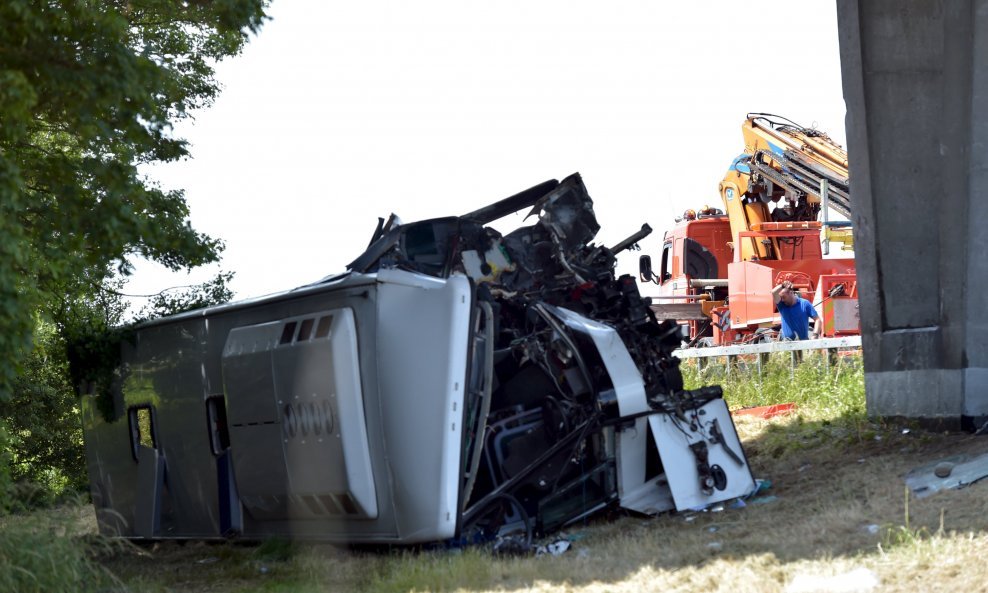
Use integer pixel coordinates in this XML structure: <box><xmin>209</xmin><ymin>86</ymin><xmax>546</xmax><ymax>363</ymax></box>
<box><xmin>718</xmin><ymin>113</ymin><xmax>852</xmax><ymax>262</ymax></box>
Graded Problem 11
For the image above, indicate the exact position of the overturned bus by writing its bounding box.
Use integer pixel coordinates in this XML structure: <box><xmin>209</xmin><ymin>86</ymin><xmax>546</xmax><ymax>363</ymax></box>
<box><xmin>79</xmin><ymin>173</ymin><xmax>755</xmax><ymax>543</ymax></box>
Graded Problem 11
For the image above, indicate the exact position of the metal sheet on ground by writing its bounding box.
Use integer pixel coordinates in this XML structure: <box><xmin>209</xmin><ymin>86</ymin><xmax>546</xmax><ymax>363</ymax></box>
<box><xmin>905</xmin><ymin>452</ymin><xmax>988</xmax><ymax>499</ymax></box>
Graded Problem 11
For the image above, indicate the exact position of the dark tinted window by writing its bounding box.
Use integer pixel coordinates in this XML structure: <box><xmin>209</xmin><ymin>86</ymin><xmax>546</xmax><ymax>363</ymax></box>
<box><xmin>280</xmin><ymin>321</ymin><xmax>297</xmax><ymax>344</ymax></box>
<box><xmin>297</xmin><ymin>318</ymin><xmax>314</xmax><ymax>341</ymax></box>
<box><xmin>315</xmin><ymin>315</ymin><xmax>333</xmax><ymax>338</ymax></box>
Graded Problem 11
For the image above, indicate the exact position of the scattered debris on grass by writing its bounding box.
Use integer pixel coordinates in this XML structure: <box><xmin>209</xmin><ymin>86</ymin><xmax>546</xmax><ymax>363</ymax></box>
<box><xmin>904</xmin><ymin>451</ymin><xmax>988</xmax><ymax>498</ymax></box>
<box><xmin>734</xmin><ymin>403</ymin><xmax>798</xmax><ymax>419</ymax></box>
<box><xmin>786</xmin><ymin>566</ymin><xmax>879</xmax><ymax>593</ymax></box>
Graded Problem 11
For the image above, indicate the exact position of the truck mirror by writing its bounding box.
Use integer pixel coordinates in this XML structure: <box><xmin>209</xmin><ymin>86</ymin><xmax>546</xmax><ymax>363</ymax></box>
<box><xmin>639</xmin><ymin>255</ymin><xmax>654</xmax><ymax>282</ymax></box>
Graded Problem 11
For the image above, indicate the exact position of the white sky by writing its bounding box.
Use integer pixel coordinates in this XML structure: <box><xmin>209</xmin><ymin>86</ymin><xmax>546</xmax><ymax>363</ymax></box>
<box><xmin>130</xmin><ymin>0</ymin><xmax>847</xmax><ymax>305</ymax></box>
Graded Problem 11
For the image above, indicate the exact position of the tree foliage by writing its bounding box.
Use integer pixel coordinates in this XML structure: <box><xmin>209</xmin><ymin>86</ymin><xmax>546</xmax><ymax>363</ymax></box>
<box><xmin>0</xmin><ymin>319</ymin><xmax>88</xmax><ymax>503</ymax></box>
<box><xmin>0</xmin><ymin>0</ymin><xmax>268</xmax><ymax>400</ymax></box>
<box><xmin>1</xmin><ymin>271</ymin><xmax>236</xmax><ymax>507</ymax></box>
<box><xmin>137</xmin><ymin>270</ymin><xmax>236</xmax><ymax>320</ymax></box>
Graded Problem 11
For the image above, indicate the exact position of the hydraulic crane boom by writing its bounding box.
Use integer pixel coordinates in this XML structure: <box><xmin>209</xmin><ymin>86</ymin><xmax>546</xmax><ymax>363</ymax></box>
<box><xmin>643</xmin><ymin>113</ymin><xmax>858</xmax><ymax>346</ymax></box>
<box><xmin>719</xmin><ymin>113</ymin><xmax>850</xmax><ymax>261</ymax></box>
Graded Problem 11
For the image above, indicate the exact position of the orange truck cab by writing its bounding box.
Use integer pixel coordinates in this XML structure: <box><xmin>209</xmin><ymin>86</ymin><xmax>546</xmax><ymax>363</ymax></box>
<box><xmin>642</xmin><ymin>114</ymin><xmax>859</xmax><ymax>346</ymax></box>
<box><xmin>645</xmin><ymin>212</ymin><xmax>858</xmax><ymax>346</ymax></box>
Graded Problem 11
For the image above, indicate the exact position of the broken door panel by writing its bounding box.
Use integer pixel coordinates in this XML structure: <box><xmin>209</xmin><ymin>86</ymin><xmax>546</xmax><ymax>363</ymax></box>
<box><xmin>649</xmin><ymin>398</ymin><xmax>755</xmax><ymax>510</ymax></box>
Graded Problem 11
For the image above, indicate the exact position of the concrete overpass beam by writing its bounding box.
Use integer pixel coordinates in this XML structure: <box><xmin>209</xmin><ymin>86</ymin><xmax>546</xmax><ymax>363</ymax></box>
<box><xmin>838</xmin><ymin>0</ymin><xmax>988</xmax><ymax>429</ymax></box>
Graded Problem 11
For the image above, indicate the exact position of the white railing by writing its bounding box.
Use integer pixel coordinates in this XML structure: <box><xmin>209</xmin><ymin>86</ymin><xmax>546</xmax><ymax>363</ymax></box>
<box><xmin>675</xmin><ymin>336</ymin><xmax>862</xmax><ymax>377</ymax></box>
<box><xmin>675</xmin><ymin>335</ymin><xmax>861</xmax><ymax>358</ymax></box>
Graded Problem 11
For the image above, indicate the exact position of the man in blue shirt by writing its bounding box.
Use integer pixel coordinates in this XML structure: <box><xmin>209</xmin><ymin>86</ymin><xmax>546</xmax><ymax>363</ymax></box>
<box><xmin>772</xmin><ymin>280</ymin><xmax>822</xmax><ymax>340</ymax></box>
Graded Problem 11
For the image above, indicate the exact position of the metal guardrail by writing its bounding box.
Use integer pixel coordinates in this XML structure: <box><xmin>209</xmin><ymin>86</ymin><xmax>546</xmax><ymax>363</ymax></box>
<box><xmin>674</xmin><ymin>336</ymin><xmax>862</xmax><ymax>377</ymax></box>
<box><xmin>674</xmin><ymin>335</ymin><xmax>862</xmax><ymax>358</ymax></box>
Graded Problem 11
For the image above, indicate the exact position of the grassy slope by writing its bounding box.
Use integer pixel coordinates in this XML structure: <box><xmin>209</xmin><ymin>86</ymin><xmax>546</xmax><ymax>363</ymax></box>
<box><xmin>14</xmin><ymin>352</ymin><xmax>988</xmax><ymax>592</ymax></box>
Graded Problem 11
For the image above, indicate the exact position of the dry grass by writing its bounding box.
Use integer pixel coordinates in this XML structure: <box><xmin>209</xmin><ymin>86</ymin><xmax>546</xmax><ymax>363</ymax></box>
<box><xmin>56</xmin><ymin>354</ymin><xmax>988</xmax><ymax>591</ymax></box>
<box><xmin>91</xmin><ymin>427</ymin><xmax>988</xmax><ymax>593</ymax></box>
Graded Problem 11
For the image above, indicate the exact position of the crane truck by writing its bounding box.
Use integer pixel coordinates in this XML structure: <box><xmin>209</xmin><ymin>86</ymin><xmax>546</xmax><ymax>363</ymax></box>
<box><xmin>641</xmin><ymin>114</ymin><xmax>858</xmax><ymax>346</ymax></box>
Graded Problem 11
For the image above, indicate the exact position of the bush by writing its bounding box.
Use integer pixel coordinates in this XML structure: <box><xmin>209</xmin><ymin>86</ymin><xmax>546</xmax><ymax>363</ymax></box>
<box><xmin>0</xmin><ymin>321</ymin><xmax>88</xmax><ymax>507</ymax></box>
<box><xmin>0</xmin><ymin>515</ymin><xmax>117</xmax><ymax>593</ymax></box>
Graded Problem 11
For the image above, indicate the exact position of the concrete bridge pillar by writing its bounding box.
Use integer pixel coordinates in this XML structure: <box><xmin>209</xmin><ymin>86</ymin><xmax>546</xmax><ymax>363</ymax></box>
<box><xmin>837</xmin><ymin>0</ymin><xmax>988</xmax><ymax>429</ymax></box>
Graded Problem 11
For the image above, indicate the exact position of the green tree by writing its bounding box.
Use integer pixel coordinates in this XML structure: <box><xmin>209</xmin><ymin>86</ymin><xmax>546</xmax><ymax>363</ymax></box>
<box><xmin>0</xmin><ymin>0</ymin><xmax>268</xmax><ymax>401</ymax></box>
<box><xmin>1</xmin><ymin>319</ymin><xmax>88</xmax><ymax>503</ymax></box>
<box><xmin>136</xmin><ymin>270</ymin><xmax>236</xmax><ymax>320</ymax></box>
<box><xmin>0</xmin><ymin>271</ymin><xmax>236</xmax><ymax>506</ymax></box>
